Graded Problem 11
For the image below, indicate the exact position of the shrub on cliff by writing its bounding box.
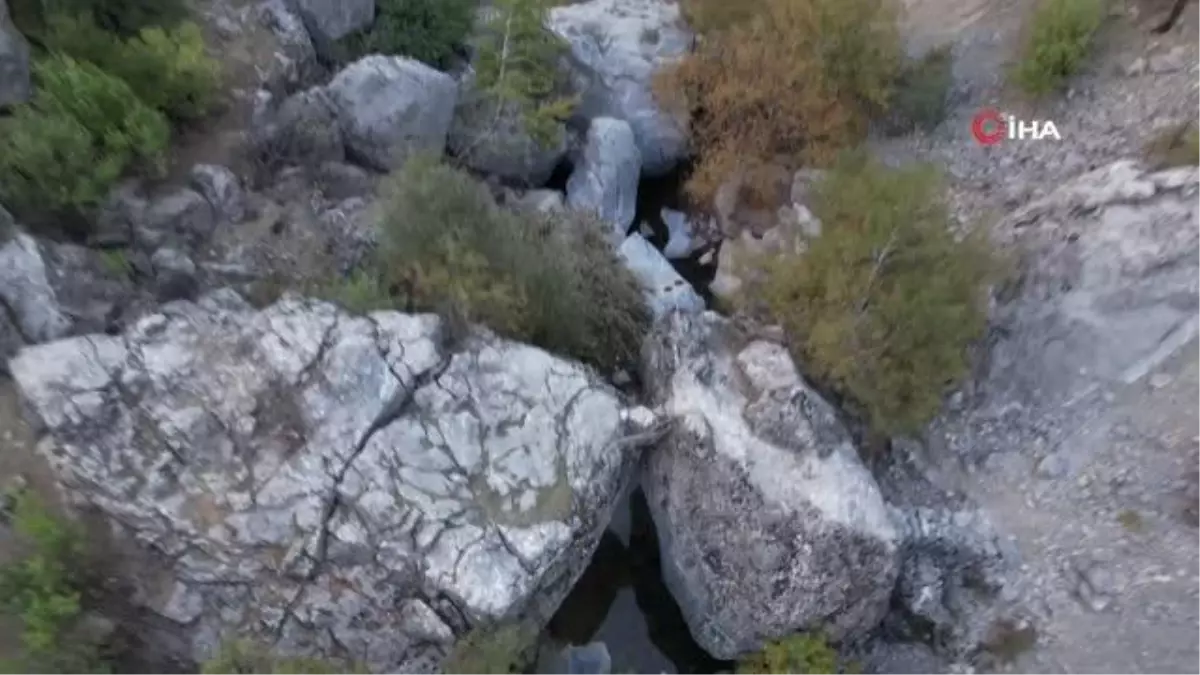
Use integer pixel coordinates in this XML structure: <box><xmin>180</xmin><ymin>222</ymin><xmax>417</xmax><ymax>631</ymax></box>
<box><xmin>737</xmin><ymin>632</ymin><xmax>839</xmax><ymax>674</ymax></box>
<box><xmin>337</xmin><ymin>0</ymin><xmax>475</xmax><ymax>70</ymax></box>
<box><xmin>654</xmin><ymin>0</ymin><xmax>901</xmax><ymax>206</ymax></box>
<box><xmin>0</xmin><ymin>55</ymin><xmax>169</xmax><ymax>221</ymax></box>
<box><xmin>332</xmin><ymin>157</ymin><xmax>650</xmax><ymax>374</ymax></box>
<box><xmin>9</xmin><ymin>0</ymin><xmax>187</xmax><ymax>41</ymax></box>
<box><xmin>42</xmin><ymin>15</ymin><xmax>222</xmax><ymax>123</ymax></box>
<box><xmin>752</xmin><ymin>154</ymin><xmax>995</xmax><ymax>436</ymax></box>
<box><xmin>201</xmin><ymin>641</ymin><xmax>361</xmax><ymax>674</ymax></box>
<box><xmin>1012</xmin><ymin>0</ymin><xmax>1105</xmax><ymax>96</ymax></box>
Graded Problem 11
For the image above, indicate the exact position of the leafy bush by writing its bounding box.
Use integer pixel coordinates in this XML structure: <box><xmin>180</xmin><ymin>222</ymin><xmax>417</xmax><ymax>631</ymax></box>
<box><xmin>0</xmin><ymin>55</ymin><xmax>169</xmax><ymax>218</ymax></box>
<box><xmin>361</xmin><ymin>156</ymin><xmax>650</xmax><ymax>374</ymax></box>
<box><xmin>470</xmin><ymin>0</ymin><xmax>576</xmax><ymax>147</ymax></box>
<box><xmin>654</xmin><ymin>0</ymin><xmax>902</xmax><ymax>206</ymax></box>
<box><xmin>678</xmin><ymin>0</ymin><xmax>767</xmax><ymax>35</ymax></box>
<box><xmin>43</xmin><ymin>15</ymin><xmax>222</xmax><ymax>123</ymax></box>
<box><xmin>441</xmin><ymin>623</ymin><xmax>539</xmax><ymax>675</ymax></box>
<box><xmin>338</xmin><ymin>0</ymin><xmax>476</xmax><ymax>70</ymax></box>
<box><xmin>752</xmin><ymin>154</ymin><xmax>994</xmax><ymax>436</ymax></box>
<box><xmin>201</xmin><ymin>641</ymin><xmax>359</xmax><ymax>674</ymax></box>
<box><xmin>0</xmin><ymin>489</ymin><xmax>111</xmax><ymax>673</ymax></box>
<box><xmin>8</xmin><ymin>0</ymin><xmax>187</xmax><ymax>41</ymax></box>
<box><xmin>1143</xmin><ymin>121</ymin><xmax>1200</xmax><ymax>170</ymax></box>
<box><xmin>1012</xmin><ymin>0</ymin><xmax>1105</xmax><ymax>96</ymax></box>
<box><xmin>737</xmin><ymin>633</ymin><xmax>839</xmax><ymax>674</ymax></box>
<box><xmin>888</xmin><ymin>44</ymin><xmax>954</xmax><ymax>133</ymax></box>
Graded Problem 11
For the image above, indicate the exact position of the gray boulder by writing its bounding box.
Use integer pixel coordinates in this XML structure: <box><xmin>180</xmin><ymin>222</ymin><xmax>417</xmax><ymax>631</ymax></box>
<box><xmin>256</xmin><ymin>0</ymin><xmax>320</xmax><ymax>92</ymax></box>
<box><xmin>190</xmin><ymin>165</ymin><xmax>246</xmax><ymax>224</ymax></box>
<box><xmin>0</xmin><ymin>232</ymin><xmax>72</xmax><ymax>343</ymax></box>
<box><xmin>0</xmin><ymin>304</ymin><xmax>22</xmax><ymax>372</ymax></box>
<box><xmin>10</xmin><ymin>291</ymin><xmax>661</xmax><ymax>672</ymax></box>
<box><xmin>660</xmin><ymin>207</ymin><xmax>695</xmax><ymax>259</ymax></box>
<box><xmin>0</xmin><ymin>0</ymin><xmax>30</xmax><ymax>108</ymax></box>
<box><xmin>449</xmin><ymin>74</ymin><xmax>569</xmax><ymax>186</ymax></box>
<box><xmin>640</xmin><ymin>312</ymin><xmax>899</xmax><ymax>658</ymax></box>
<box><xmin>617</xmin><ymin>234</ymin><xmax>702</xmax><ymax>320</ymax></box>
<box><xmin>136</xmin><ymin>188</ymin><xmax>217</xmax><ymax>251</ymax></box>
<box><xmin>150</xmin><ymin>247</ymin><xmax>199</xmax><ymax>302</ymax></box>
<box><xmin>547</xmin><ymin>0</ymin><xmax>690</xmax><ymax>176</ymax></box>
<box><xmin>326</xmin><ymin>55</ymin><xmax>458</xmax><ymax>171</ymax></box>
<box><xmin>257</xmin><ymin>86</ymin><xmax>345</xmax><ymax>166</ymax></box>
<box><xmin>566</xmin><ymin>117</ymin><xmax>640</xmax><ymax>239</ymax></box>
<box><xmin>287</xmin><ymin>0</ymin><xmax>373</xmax><ymax>43</ymax></box>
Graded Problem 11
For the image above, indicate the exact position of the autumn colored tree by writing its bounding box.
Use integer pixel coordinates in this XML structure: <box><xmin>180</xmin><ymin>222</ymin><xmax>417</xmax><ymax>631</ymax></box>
<box><xmin>655</xmin><ymin>0</ymin><xmax>902</xmax><ymax>206</ymax></box>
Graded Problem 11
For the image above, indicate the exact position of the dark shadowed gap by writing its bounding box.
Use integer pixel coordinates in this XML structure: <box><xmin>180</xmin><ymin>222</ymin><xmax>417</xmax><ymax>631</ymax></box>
<box><xmin>547</xmin><ymin>484</ymin><xmax>734</xmax><ymax>674</ymax></box>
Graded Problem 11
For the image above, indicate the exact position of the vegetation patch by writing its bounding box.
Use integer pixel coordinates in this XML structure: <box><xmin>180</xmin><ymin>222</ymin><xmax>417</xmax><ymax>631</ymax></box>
<box><xmin>441</xmin><ymin>623</ymin><xmax>539</xmax><ymax>675</ymax></box>
<box><xmin>321</xmin><ymin>156</ymin><xmax>650</xmax><ymax>375</ymax></box>
<box><xmin>0</xmin><ymin>55</ymin><xmax>169</xmax><ymax>223</ymax></box>
<box><xmin>337</xmin><ymin>0</ymin><xmax>476</xmax><ymax>71</ymax></box>
<box><xmin>1143</xmin><ymin>121</ymin><xmax>1200</xmax><ymax>170</ymax></box>
<box><xmin>1012</xmin><ymin>0</ymin><xmax>1106</xmax><ymax>96</ymax></box>
<box><xmin>750</xmin><ymin>153</ymin><xmax>997</xmax><ymax>436</ymax></box>
<box><xmin>201</xmin><ymin>640</ymin><xmax>360</xmax><ymax>674</ymax></box>
<box><xmin>888</xmin><ymin>44</ymin><xmax>955</xmax><ymax>134</ymax></box>
<box><xmin>0</xmin><ymin>489</ymin><xmax>113</xmax><ymax>673</ymax></box>
<box><xmin>737</xmin><ymin>632</ymin><xmax>839</xmax><ymax>674</ymax></box>
<box><xmin>653</xmin><ymin>0</ymin><xmax>902</xmax><ymax>206</ymax></box>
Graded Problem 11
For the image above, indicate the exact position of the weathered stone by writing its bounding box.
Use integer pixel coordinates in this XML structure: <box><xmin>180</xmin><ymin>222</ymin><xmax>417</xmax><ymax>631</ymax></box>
<box><xmin>0</xmin><ymin>0</ymin><xmax>30</xmax><ymax>108</ymax></box>
<box><xmin>640</xmin><ymin>312</ymin><xmax>899</xmax><ymax>658</ymax></box>
<box><xmin>150</xmin><ymin>247</ymin><xmax>199</xmax><ymax>302</ymax></box>
<box><xmin>660</xmin><ymin>208</ymin><xmax>695</xmax><ymax>260</ymax></box>
<box><xmin>449</xmin><ymin>73</ymin><xmax>569</xmax><ymax>186</ymax></box>
<box><xmin>190</xmin><ymin>165</ymin><xmax>246</xmax><ymax>224</ymax></box>
<box><xmin>566</xmin><ymin>118</ymin><xmax>641</xmax><ymax>239</ymax></box>
<box><xmin>617</xmin><ymin>234</ymin><xmax>702</xmax><ymax>320</ymax></box>
<box><xmin>326</xmin><ymin>55</ymin><xmax>458</xmax><ymax>171</ymax></box>
<box><xmin>315</xmin><ymin>161</ymin><xmax>376</xmax><ymax>200</ymax></box>
<box><xmin>0</xmin><ymin>232</ymin><xmax>72</xmax><ymax>343</ymax></box>
<box><xmin>0</xmin><ymin>302</ymin><xmax>24</xmax><ymax>372</ymax></box>
<box><xmin>258</xmin><ymin>86</ymin><xmax>345</xmax><ymax>166</ymax></box>
<box><xmin>516</xmin><ymin>189</ymin><xmax>566</xmax><ymax>215</ymax></box>
<box><xmin>287</xmin><ymin>0</ymin><xmax>373</xmax><ymax>43</ymax></box>
<box><xmin>10</xmin><ymin>292</ymin><xmax>661</xmax><ymax>672</ymax></box>
<box><xmin>256</xmin><ymin>0</ymin><xmax>320</xmax><ymax>92</ymax></box>
<box><xmin>92</xmin><ymin>182</ymin><xmax>147</xmax><ymax>247</ymax></box>
<box><xmin>137</xmin><ymin>188</ymin><xmax>218</xmax><ymax>251</ymax></box>
<box><xmin>547</xmin><ymin>0</ymin><xmax>690</xmax><ymax>176</ymax></box>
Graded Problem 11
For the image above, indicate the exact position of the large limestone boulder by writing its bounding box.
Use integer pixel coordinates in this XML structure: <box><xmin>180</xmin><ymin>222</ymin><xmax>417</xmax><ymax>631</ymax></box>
<box><xmin>255</xmin><ymin>0</ymin><xmax>320</xmax><ymax>93</ymax></box>
<box><xmin>640</xmin><ymin>311</ymin><xmax>899</xmax><ymax>659</ymax></box>
<box><xmin>547</xmin><ymin>0</ymin><xmax>690</xmax><ymax>177</ymax></box>
<box><xmin>617</xmin><ymin>234</ymin><xmax>703</xmax><ymax>320</ymax></box>
<box><xmin>9</xmin><ymin>291</ymin><xmax>660</xmax><ymax>672</ymax></box>
<box><xmin>326</xmin><ymin>55</ymin><xmax>458</xmax><ymax>171</ymax></box>
<box><xmin>0</xmin><ymin>0</ymin><xmax>30</xmax><ymax>108</ymax></box>
<box><xmin>566</xmin><ymin>117</ymin><xmax>641</xmax><ymax>240</ymax></box>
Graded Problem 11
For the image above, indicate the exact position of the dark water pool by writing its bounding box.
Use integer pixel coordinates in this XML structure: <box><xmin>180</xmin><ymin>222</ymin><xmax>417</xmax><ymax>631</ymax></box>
<box><xmin>547</xmin><ymin>483</ymin><xmax>734</xmax><ymax>674</ymax></box>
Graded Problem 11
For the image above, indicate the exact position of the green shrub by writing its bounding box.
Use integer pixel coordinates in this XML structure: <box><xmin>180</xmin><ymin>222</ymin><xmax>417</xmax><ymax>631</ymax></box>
<box><xmin>653</xmin><ymin>0</ymin><xmax>902</xmax><ymax>206</ymax></box>
<box><xmin>366</xmin><ymin>156</ymin><xmax>650</xmax><ymax>374</ymax></box>
<box><xmin>43</xmin><ymin>15</ymin><xmax>222</xmax><ymax>123</ymax></box>
<box><xmin>678</xmin><ymin>0</ymin><xmax>768</xmax><ymax>35</ymax></box>
<box><xmin>752</xmin><ymin>154</ymin><xmax>994</xmax><ymax>436</ymax></box>
<box><xmin>0</xmin><ymin>55</ymin><xmax>169</xmax><ymax>218</ymax></box>
<box><xmin>201</xmin><ymin>640</ymin><xmax>359</xmax><ymax>674</ymax></box>
<box><xmin>737</xmin><ymin>633</ymin><xmax>839</xmax><ymax>674</ymax></box>
<box><xmin>888</xmin><ymin>44</ymin><xmax>954</xmax><ymax>133</ymax></box>
<box><xmin>0</xmin><ymin>490</ymin><xmax>110</xmax><ymax>673</ymax></box>
<box><xmin>1012</xmin><ymin>0</ymin><xmax>1105</xmax><ymax>96</ymax></box>
<box><xmin>441</xmin><ymin>623</ymin><xmax>539</xmax><ymax>675</ymax></box>
<box><xmin>338</xmin><ymin>0</ymin><xmax>476</xmax><ymax>70</ymax></box>
<box><xmin>318</xmin><ymin>269</ymin><xmax>392</xmax><ymax>316</ymax></box>
<box><xmin>8</xmin><ymin>0</ymin><xmax>187</xmax><ymax>41</ymax></box>
<box><xmin>1143</xmin><ymin>121</ymin><xmax>1200</xmax><ymax>170</ymax></box>
<box><xmin>470</xmin><ymin>0</ymin><xmax>576</xmax><ymax>147</ymax></box>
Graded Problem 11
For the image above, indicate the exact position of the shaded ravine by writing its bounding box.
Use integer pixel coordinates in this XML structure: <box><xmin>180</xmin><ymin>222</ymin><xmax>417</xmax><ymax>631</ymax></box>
<box><xmin>547</xmin><ymin>483</ymin><xmax>734</xmax><ymax>674</ymax></box>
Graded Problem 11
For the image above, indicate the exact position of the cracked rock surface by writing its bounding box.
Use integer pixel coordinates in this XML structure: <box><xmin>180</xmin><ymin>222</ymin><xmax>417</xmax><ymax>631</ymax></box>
<box><xmin>639</xmin><ymin>311</ymin><xmax>899</xmax><ymax>659</ymax></box>
<box><xmin>9</xmin><ymin>290</ymin><xmax>659</xmax><ymax>672</ymax></box>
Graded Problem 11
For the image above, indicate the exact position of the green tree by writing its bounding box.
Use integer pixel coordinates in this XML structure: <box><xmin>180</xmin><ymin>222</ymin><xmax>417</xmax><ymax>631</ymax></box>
<box><xmin>0</xmin><ymin>55</ymin><xmax>169</xmax><ymax>221</ymax></box>
<box><xmin>470</xmin><ymin>0</ymin><xmax>576</xmax><ymax>147</ymax></box>
<box><xmin>753</xmin><ymin>154</ymin><xmax>996</xmax><ymax>436</ymax></box>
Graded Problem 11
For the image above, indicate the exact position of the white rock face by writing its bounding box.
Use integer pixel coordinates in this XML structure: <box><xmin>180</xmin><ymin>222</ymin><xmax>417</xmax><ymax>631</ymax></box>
<box><xmin>547</xmin><ymin>0</ymin><xmax>691</xmax><ymax>176</ymax></box>
<box><xmin>287</xmin><ymin>0</ymin><xmax>374</xmax><ymax>42</ymax></box>
<box><xmin>0</xmin><ymin>232</ymin><xmax>71</xmax><ymax>343</ymax></box>
<box><xmin>567</xmin><ymin>117</ymin><xmax>641</xmax><ymax>239</ymax></box>
<box><xmin>10</xmin><ymin>291</ymin><xmax>661</xmax><ymax>672</ymax></box>
<box><xmin>326</xmin><ymin>55</ymin><xmax>458</xmax><ymax>171</ymax></box>
<box><xmin>617</xmin><ymin>234</ymin><xmax>703</xmax><ymax>320</ymax></box>
<box><xmin>640</xmin><ymin>312</ymin><xmax>899</xmax><ymax>658</ymax></box>
<box><xmin>985</xmin><ymin>160</ymin><xmax>1199</xmax><ymax>409</ymax></box>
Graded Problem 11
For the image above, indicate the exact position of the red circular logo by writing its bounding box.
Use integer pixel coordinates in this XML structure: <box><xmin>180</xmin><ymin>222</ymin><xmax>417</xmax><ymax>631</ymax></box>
<box><xmin>972</xmin><ymin>109</ymin><xmax>1006</xmax><ymax>145</ymax></box>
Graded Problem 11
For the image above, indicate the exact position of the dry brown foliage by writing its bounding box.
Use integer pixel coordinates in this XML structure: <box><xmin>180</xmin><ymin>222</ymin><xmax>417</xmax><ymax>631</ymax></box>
<box><xmin>656</xmin><ymin>0</ymin><xmax>903</xmax><ymax>207</ymax></box>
